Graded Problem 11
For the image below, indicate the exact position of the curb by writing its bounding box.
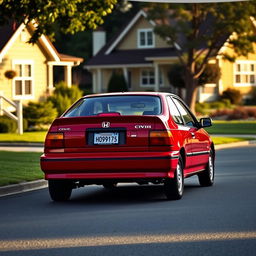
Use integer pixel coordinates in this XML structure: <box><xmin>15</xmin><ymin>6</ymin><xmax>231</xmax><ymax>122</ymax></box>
<box><xmin>0</xmin><ymin>142</ymin><xmax>44</xmax><ymax>147</ymax></box>
<box><xmin>0</xmin><ymin>180</ymin><xmax>48</xmax><ymax>198</ymax></box>
<box><xmin>215</xmin><ymin>140</ymin><xmax>256</xmax><ymax>150</ymax></box>
<box><xmin>0</xmin><ymin>140</ymin><xmax>256</xmax><ymax>198</ymax></box>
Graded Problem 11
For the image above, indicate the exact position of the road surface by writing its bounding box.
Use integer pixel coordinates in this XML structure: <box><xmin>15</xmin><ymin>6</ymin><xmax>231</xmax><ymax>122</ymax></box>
<box><xmin>0</xmin><ymin>146</ymin><xmax>256</xmax><ymax>255</ymax></box>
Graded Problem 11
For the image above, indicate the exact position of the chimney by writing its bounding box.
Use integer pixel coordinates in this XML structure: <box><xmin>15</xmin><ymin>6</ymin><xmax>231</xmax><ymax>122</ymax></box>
<box><xmin>93</xmin><ymin>29</ymin><xmax>106</xmax><ymax>56</ymax></box>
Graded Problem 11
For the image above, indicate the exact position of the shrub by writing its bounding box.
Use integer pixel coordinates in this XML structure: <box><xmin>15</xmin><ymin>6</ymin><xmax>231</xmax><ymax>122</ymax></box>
<box><xmin>211</xmin><ymin>107</ymin><xmax>256</xmax><ymax>120</ymax></box>
<box><xmin>0</xmin><ymin>116</ymin><xmax>17</xmax><ymax>133</ymax></box>
<box><xmin>195</xmin><ymin>102</ymin><xmax>207</xmax><ymax>115</ymax></box>
<box><xmin>221</xmin><ymin>88</ymin><xmax>242</xmax><ymax>105</ymax></box>
<box><xmin>23</xmin><ymin>101</ymin><xmax>58</xmax><ymax>128</ymax></box>
<box><xmin>245</xmin><ymin>87</ymin><xmax>256</xmax><ymax>105</ymax></box>
<box><xmin>47</xmin><ymin>81</ymin><xmax>83</xmax><ymax>116</ymax></box>
<box><xmin>209</xmin><ymin>101</ymin><xmax>226</xmax><ymax>110</ymax></box>
<box><xmin>108</xmin><ymin>72</ymin><xmax>128</xmax><ymax>92</ymax></box>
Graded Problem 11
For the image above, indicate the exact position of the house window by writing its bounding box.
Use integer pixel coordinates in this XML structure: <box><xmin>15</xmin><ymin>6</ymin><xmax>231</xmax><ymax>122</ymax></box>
<box><xmin>140</xmin><ymin>69</ymin><xmax>163</xmax><ymax>87</ymax></box>
<box><xmin>12</xmin><ymin>61</ymin><xmax>33</xmax><ymax>99</ymax></box>
<box><xmin>234</xmin><ymin>61</ymin><xmax>256</xmax><ymax>87</ymax></box>
<box><xmin>138</xmin><ymin>29</ymin><xmax>155</xmax><ymax>48</ymax></box>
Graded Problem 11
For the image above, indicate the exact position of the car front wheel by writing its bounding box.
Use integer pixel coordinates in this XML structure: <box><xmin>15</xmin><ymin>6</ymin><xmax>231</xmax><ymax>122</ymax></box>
<box><xmin>48</xmin><ymin>180</ymin><xmax>73</xmax><ymax>202</ymax></box>
<box><xmin>164</xmin><ymin>157</ymin><xmax>184</xmax><ymax>200</ymax></box>
<box><xmin>198</xmin><ymin>150</ymin><xmax>215</xmax><ymax>187</ymax></box>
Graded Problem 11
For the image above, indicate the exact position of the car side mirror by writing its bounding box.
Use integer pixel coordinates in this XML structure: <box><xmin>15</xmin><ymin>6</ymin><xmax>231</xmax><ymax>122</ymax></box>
<box><xmin>199</xmin><ymin>117</ymin><xmax>212</xmax><ymax>128</ymax></box>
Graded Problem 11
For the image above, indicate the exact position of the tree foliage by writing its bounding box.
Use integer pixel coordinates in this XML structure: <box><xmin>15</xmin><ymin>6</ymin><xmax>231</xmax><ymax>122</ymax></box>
<box><xmin>108</xmin><ymin>72</ymin><xmax>128</xmax><ymax>92</ymax></box>
<box><xmin>23</xmin><ymin>101</ymin><xmax>58</xmax><ymax>127</ymax></box>
<box><xmin>0</xmin><ymin>0</ymin><xmax>117</xmax><ymax>43</ymax></box>
<box><xmin>146</xmin><ymin>1</ymin><xmax>256</xmax><ymax>112</ymax></box>
<box><xmin>47</xmin><ymin>81</ymin><xmax>83</xmax><ymax>116</ymax></box>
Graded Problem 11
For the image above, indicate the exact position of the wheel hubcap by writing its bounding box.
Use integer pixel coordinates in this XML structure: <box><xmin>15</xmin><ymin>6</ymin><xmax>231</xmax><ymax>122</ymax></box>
<box><xmin>176</xmin><ymin>163</ymin><xmax>183</xmax><ymax>194</ymax></box>
<box><xmin>209</xmin><ymin>156</ymin><xmax>214</xmax><ymax>181</ymax></box>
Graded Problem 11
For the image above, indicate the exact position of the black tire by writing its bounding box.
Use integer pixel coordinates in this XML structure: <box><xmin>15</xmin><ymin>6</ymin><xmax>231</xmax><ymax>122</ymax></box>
<box><xmin>48</xmin><ymin>180</ymin><xmax>72</xmax><ymax>202</ymax></box>
<box><xmin>198</xmin><ymin>150</ymin><xmax>215</xmax><ymax>187</ymax></box>
<box><xmin>103</xmin><ymin>183</ymin><xmax>117</xmax><ymax>189</ymax></box>
<box><xmin>164</xmin><ymin>157</ymin><xmax>184</xmax><ymax>200</ymax></box>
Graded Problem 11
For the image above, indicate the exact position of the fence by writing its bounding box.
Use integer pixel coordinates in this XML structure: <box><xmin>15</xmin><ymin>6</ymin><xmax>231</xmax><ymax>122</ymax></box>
<box><xmin>0</xmin><ymin>95</ymin><xmax>23</xmax><ymax>134</ymax></box>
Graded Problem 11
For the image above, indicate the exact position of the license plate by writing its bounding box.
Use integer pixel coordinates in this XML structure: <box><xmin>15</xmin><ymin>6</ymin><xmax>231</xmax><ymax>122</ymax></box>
<box><xmin>94</xmin><ymin>132</ymin><xmax>119</xmax><ymax>145</ymax></box>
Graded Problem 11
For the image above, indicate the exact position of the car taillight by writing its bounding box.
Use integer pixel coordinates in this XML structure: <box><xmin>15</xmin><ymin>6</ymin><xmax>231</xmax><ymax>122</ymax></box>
<box><xmin>45</xmin><ymin>132</ymin><xmax>64</xmax><ymax>149</ymax></box>
<box><xmin>149</xmin><ymin>130</ymin><xmax>172</xmax><ymax>146</ymax></box>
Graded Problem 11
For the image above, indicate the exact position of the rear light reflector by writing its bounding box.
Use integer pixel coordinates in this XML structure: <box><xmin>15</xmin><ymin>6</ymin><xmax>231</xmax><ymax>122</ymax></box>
<box><xmin>45</xmin><ymin>132</ymin><xmax>64</xmax><ymax>148</ymax></box>
<box><xmin>150</xmin><ymin>130</ymin><xmax>172</xmax><ymax>146</ymax></box>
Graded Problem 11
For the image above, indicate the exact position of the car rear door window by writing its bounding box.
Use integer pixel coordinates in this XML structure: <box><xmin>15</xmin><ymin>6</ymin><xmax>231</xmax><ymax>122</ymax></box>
<box><xmin>167</xmin><ymin>96</ymin><xmax>183</xmax><ymax>125</ymax></box>
<box><xmin>172</xmin><ymin>98</ymin><xmax>198</xmax><ymax>128</ymax></box>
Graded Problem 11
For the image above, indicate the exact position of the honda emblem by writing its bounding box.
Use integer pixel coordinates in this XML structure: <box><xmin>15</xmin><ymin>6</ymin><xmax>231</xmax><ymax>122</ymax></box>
<box><xmin>102</xmin><ymin>121</ymin><xmax>110</xmax><ymax>128</ymax></box>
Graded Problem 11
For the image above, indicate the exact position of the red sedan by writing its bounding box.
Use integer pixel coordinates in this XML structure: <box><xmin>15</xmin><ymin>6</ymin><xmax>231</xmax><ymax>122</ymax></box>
<box><xmin>41</xmin><ymin>92</ymin><xmax>215</xmax><ymax>201</ymax></box>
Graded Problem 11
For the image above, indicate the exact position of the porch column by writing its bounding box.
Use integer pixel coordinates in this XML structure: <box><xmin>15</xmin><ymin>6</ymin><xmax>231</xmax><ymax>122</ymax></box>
<box><xmin>123</xmin><ymin>67</ymin><xmax>128</xmax><ymax>89</ymax></box>
<box><xmin>92</xmin><ymin>70</ymin><xmax>97</xmax><ymax>93</ymax></box>
<box><xmin>47</xmin><ymin>64</ymin><xmax>54</xmax><ymax>93</ymax></box>
<box><xmin>97</xmin><ymin>68</ymin><xmax>102</xmax><ymax>93</ymax></box>
<box><xmin>154</xmin><ymin>63</ymin><xmax>159</xmax><ymax>92</ymax></box>
<box><xmin>64</xmin><ymin>65</ymin><xmax>72</xmax><ymax>88</ymax></box>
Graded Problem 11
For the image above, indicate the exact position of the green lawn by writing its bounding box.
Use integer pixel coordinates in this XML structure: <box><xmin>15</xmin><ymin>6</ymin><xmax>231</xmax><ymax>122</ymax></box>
<box><xmin>212</xmin><ymin>136</ymin><xmax>253</xmax><ymax>145</ymax></box>
<box><xmin>0</xmin><ymin>120</ymin><xmax>255</xmax><ymax>187</ymax></box>
<box><xmin>206</xmin><ymin>120</ymin><xmax>256</xmax><ymax>134</ymax></box>
<box><xmin>0</xmin><ymin>151</ymin><xmax>43</xmax><ymax>186</ymax></box>
<box><xmin>0</xmin><ymin>136</ymin><xmax>254</xmax><ymax>187</ymax></box>
<box><xmin>0</xmin><ymin>131</ymin><xmax>46</xmax><ymax>143</ymax></box>
<box><xmin>0</xmin><ymin>121</ymin><xmax>255</xmax><ymax>144</ymax></box>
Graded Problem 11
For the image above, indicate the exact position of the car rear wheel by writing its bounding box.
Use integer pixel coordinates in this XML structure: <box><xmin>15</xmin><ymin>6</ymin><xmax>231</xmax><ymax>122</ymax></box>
<box><xmin>164</xmin><ymin>157</ymin><xmax>184</xmax><ymax>200</ymax></box>
<box><xmin>198</xmin><ymin>150</ymin><xmax>214</xmax><ymax>187</ymax></box>
<box><xmin>48</xmin><ymin>180</ymin><xmax>73</xmax><ymax>202</ymax></box>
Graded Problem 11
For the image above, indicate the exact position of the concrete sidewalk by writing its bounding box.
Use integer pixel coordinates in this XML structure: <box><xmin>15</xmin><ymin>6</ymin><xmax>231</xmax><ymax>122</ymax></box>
<box><xmin>0</xmin><ymin>138</ymin><xmax>256</xmax><ymax>197</ymax></box>
<box><xmin>0</xmin><ymin>142</ymin><xmax>43</xmax><ymax>152</ymax></box>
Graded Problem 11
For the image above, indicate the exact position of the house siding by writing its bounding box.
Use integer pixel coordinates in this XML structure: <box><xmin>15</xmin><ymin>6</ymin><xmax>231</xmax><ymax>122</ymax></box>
<box><xmin>0</xmin><ymin>27</ymin><xmax>48</xmax><ymax>105</ymax></box>
<box><xmin>117</xmin><ymin>16</ymin><xmax>169</xmax><ymax>50</ymax></box>
<box><xmin>220</xmin><ymin>43</ymin><xmax>256</xmax><ymax>95</ymax></box>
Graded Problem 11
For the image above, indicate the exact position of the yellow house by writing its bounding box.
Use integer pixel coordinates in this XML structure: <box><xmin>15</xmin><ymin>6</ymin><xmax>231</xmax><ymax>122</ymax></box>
<box><xmin>85</xmin><ymin>10</ymin><xmax>256</xmax><ymax>102</ymax></box>
<box><xmin>0</xmin><ymin>21</ymin><xmax>83</xmax><ymax>109</ymax></box>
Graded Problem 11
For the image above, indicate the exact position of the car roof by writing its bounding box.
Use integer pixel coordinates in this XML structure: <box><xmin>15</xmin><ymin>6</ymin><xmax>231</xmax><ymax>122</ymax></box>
<box><xmin>83</xmin><ymin>92</ymin><xmax>176</xmax><ymax>99</ymax></box>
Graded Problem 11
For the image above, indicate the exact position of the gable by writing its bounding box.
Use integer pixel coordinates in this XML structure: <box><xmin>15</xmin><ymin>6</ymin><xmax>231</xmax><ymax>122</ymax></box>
<box><xmin>106</xmin><ymin>11</ymin><xmax>170</xmax><ymax>54</ymax></box>
<box><xmin>5</xmin><ymin>26</ymin><xmax>49</xmax><ymax>63</ymax></box>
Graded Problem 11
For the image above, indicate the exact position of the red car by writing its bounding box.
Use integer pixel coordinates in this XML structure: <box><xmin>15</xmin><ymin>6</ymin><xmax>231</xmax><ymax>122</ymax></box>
<box><xmin>41</xmin><ymin>92</ymin><xmax>215</xmax><ymax>201</ymax></box>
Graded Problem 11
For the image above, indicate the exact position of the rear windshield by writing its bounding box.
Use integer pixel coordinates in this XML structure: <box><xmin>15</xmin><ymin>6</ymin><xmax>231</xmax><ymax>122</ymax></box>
<box><xmin>63</xmin><ymin>95</ymin><xmax>162</xmax><ymax>117</ymax></box>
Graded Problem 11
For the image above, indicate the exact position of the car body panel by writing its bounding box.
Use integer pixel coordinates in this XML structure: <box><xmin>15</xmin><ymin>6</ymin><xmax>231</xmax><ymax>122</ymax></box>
<box><xmin>41</xmin><ymin>92</ymin><xmax>213</xmax><ymax>187</ymax></box>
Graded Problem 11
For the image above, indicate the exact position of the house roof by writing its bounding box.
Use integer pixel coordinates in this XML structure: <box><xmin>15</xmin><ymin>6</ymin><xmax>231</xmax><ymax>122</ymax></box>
<box><xmin>0</xmin><ymin>22</ymin><xmax>83</xmax><ymax>65</ymax></box>
<box><xmin>0</xmin><ymin>23</ymin><xmax>16</xmax><ymax>51</ymax></box>
<box><xmin>85</xmin><ymin>8</ymin><xmax>237</xmax><ymax>70</ymax></box>
<box><xmin>86</xmin><ymin>47</ymin><xmax>178</xmax><ymax>67</ymax></box>
<box><xmin>85</xmin><ymin>10</ymin><xmax>178</xmax><ymax>68</ymax></box>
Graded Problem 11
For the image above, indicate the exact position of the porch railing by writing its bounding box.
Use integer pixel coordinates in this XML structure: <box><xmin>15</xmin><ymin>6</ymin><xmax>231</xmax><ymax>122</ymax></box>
<box><xmin>0</xmin><ymin>95</ymin><xmax>23</xmax><ymax>134</ymax></box>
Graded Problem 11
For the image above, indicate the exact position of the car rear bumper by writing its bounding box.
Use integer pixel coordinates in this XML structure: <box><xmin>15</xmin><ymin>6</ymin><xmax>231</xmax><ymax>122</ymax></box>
<box><xmin>40</xmin><ymin>151</ymin><xmax>179</xmax><ymax>180</ymax></box>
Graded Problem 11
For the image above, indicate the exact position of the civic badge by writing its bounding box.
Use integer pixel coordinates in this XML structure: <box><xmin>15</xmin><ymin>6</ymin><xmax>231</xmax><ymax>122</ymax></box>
<box><xmin>102</xmin><ymin>121</ymin><xmax>110</xmax><ymax>128</ymax></box>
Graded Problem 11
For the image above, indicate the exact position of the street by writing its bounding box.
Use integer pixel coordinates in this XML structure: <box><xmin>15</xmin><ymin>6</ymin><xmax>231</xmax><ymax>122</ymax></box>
<box><xmin>0</xmin><ymin>146</ymin><xmax>256</xmax><ymax>256</ymax></box>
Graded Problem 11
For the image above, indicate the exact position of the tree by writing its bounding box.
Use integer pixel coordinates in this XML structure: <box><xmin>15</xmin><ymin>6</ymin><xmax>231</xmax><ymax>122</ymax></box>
<box><xmin>168</xmin><ymin>63</ymin><xmax>220</xmax><ymax>97</ymax></box>
<box><xmin>47</xmin><ymin>81</ymin><xmax>83</xmax><ymax>116</ymax></box>
<box><xmin>108</xmin><ymin>72</ymin><xmax>128</xmax><ymax>92</ymax></box>
<box><xmin>147</xmin><ymin>1</ymin><xmax>256</xmax><ymax>112</ymax></box>
<box><xmin>0</xmin><ymin>0</ymin><xmax>117</xmax><ymax>43</ymax></box>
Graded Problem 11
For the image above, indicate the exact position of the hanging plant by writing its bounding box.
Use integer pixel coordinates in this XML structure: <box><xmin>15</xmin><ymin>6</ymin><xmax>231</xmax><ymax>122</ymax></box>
<box><xmin>4</xmin><ymin>70</ymin><xmax>17</xmax><ymax>79</ymax></box>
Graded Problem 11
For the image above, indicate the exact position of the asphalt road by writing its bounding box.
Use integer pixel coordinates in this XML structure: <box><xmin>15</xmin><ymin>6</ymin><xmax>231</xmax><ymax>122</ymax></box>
<box><xmin>0</xmin><ymin>146</ymin><xmax>256</xmax><ymax>256</ymax></box>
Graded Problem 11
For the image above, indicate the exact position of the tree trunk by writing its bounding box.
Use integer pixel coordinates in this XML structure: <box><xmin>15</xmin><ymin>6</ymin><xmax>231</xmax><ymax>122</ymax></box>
<box><xmin>184</xmin><ymin>72</ymin><xmax>198</xmax><ymax>114</ymax></box>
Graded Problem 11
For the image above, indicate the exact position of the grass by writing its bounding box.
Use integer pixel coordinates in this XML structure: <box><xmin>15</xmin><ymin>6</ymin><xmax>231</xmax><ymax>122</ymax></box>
<box><xmin>0</xmin><ymin>151</ymin><xmax>43</xmax><ymax>186</ymax></box>
<box><xmin>211</xmin><ymin>136</ymin><xmax>253</xmax><ymax>145</ymax></box>
<box><xmin>0</xmin><ymin>136</ymin><xmax>254</xmax><ymax>187</ymax></box>
<box><xmin>0</xmin><ymin>131</ymin><xmax>46</xmax><ymax>143</ymax></box>
<box><xmin>0</xmin><ymin>121</ymin><xmax>255</xmax><ymax>144</ymax></box>
<box><xmin>206</xmin><ymin>120</ymin><xmax>256</xmax><ymax>134</ymax></box>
